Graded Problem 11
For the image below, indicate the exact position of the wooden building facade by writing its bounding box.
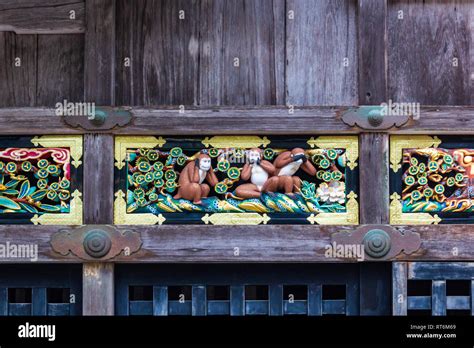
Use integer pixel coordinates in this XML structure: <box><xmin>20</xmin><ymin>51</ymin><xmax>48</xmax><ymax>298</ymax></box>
<box><xmin>0</xmin><ymin>0</ymin><xmax>473</xmax><ymax>316</ymax></box>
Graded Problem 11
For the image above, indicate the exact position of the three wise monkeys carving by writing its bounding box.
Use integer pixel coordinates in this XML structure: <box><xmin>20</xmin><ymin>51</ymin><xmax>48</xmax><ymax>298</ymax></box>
<box><xmin>174</xmin><ymin>148</ymin><xmax>317</xmax><ymax>204</ymax></box>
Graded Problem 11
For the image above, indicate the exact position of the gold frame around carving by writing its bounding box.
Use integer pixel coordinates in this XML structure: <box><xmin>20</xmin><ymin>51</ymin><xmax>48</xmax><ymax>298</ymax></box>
<box><xmin>114</xmin><ymin>135</ymin><xmax>359</xmax><ymax>225</ymax></box>
<box><xmin>389</xmin><ymin>135</ymin><xmax>443</xmax><ymax>225</ymax></box>
<box><xmin>29</xmin><ymin>135</ymin><xmax>83</xmax><ymax>225</ymax></box>
<box><xmin>114</xmin><ymin>136</ymin><xmax>167</xmax><ymax>225</ymax></box>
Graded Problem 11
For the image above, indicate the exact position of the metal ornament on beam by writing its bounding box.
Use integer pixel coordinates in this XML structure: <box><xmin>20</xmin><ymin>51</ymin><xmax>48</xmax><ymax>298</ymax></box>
<box><xmin>331</xmin><ymin>224</ymin><xmax>421</xmax><ymax>260</ymax></box>
<box><xmin>62</xmin><ymin>106</ymin><xmax>132</xmax><ymax>131</ymax></box>
<box><xmin>341</xmin><ymin>106</ymin><xmax>411</xmax><ymax>130</ymax></box>
<box><xmin>50</xmin><ymin>225</ymin><xmax>142</xmax><ymax>261</ymax></box>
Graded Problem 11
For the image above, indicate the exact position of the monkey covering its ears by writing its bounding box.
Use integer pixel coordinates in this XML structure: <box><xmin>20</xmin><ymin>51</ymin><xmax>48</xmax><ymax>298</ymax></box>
<box><xmin>174</xmin><ymin>154</ymin><xmax>218</xmax><ymax>204</ymax></box>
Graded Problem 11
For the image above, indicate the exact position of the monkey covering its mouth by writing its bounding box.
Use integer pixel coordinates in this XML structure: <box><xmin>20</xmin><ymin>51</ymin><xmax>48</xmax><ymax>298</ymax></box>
<box><xmin>234</xmin><ymin>148</ymin><xmax>276</xmax><ymax>199</ymax></box>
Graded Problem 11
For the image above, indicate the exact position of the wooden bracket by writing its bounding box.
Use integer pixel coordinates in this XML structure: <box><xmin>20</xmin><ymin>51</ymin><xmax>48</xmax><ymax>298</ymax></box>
<box><xmin>331</xmin><ymin>224</ymin><xmax>421</xmax><ymax>260</ymax></box>
<box><xmin>341</xmin><ymin>106</ymin><xmax>411</xmax><ymax>130</ymax></box>
<box><xmin>50</xmin><ymin>225</ymin><xmax>142</xmax><ymax>261</ymax></box>
<box><xmin>62</xmin><ymin>107</ymin><xmax>132</xmax><ymax>131</ymax></box>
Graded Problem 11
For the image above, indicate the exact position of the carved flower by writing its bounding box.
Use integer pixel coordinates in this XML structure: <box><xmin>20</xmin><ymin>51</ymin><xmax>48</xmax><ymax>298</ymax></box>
<box><xmin>316</xmin><ymin>181</ymin><xmax>345</xmax><ymax>204</ymax></box>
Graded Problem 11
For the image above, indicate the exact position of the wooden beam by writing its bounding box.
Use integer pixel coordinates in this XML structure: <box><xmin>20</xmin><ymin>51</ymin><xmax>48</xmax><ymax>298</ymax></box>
<box><xmin>82</xmin><ymin>262</ymin><xmax>114</xmax><ymax>315</ymax></box>
<box><xmin>0</xmin><ymin>0</ymin><xmax>85</xmax><ymax>34</ymax></box>
<box><xmin>1</xmin><ymin>106</ymin><xmax>474</xmax><ymax>135</ymax></box>
<box><xmin>1</xmin><ymin>224</ymin><xmax>474</xmax><ymax>263</ymax></box>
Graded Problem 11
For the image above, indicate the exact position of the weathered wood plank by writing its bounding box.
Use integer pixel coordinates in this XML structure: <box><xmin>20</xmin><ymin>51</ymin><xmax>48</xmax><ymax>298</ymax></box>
<box><xmin>32</xmin><ymin>287</ymin><xmax>47</xmax><ymax>316</ymax></box>
<box><xmin>153</xmin><ymin>286</ymin><xmax>168</xmax><ymax>316</ymax></box>
<box><xmin>0</xmin><ymin>0</ymin><xmax>85</xmax><ymax>34</ymax></box>
<box><xmin>2</xmin><ymin>106</ymin><xmax>474</xmax><ymax>134</ymax></box>
<box><xmin>431</xmin><ymin>280</ymin><xmax>447</xmax><ymax>316</ymax></box>
<box><xmin>230</xmin><ymin>285</ymin><xmax>245</xmax><ymax>316</ymax></box>
<box><xmin>191</xmin><ymin>285</ymin><xmax>206</xmax><ymax>316</ymax></box>
<box><xmin>392</xmin><ymin>262</ymin><xmax>407</xmax><ymax>315</ymax></box>
<box><xmin>37</xmin><ymin>35</ymin><xmax>84</xmax><ymax>106</ymax></box>
<box><xmin>116</xmin><ymin>0</ymin><xmax>200</xmax><ymax>105</ymax></box>
<box><xmin>0</xmin><ymin>33</ymin><xmax>37</xmax><ymax>107</ymax></box>
<box><xmin>307</xmin><ymin>284</ymin><xmax>322</xmax><ymax>316</ymax></box>
<box><xmin>83</xmin><ymin>134</ymin><xmax>114</xmax><ymax>224</ymax></box>
<box><xmin>358</xmin><ymin>0</ymin><xmax>387</xmax><ymax>104</ymax></box>
<box><xmin>1</xmin><ymin>224</ymin><xmax>474</xmax><ymax>263</ymax></box>
<box><xmin>388</xmin><ymin>0</ymin><xmax>472</xmax><ymax>105</ymax></box>
<box><xmin>359</xmin><ymin>263</ymin><xmax>391</xmax><ymax>315</ymax></box>
<box><xmin>82</xmin><ymin>263</ymin><xmax>114</xmax><ymax>315</ymax></box>
<box><xmin>84</xmin><ymin>0</ymin><xmax>115</xmax><ymax>105</ymax></box>
<box><xmin>286</xmin><ymin>0</ymin><xmax>358</xmax><ymax>105</ymax></box>
<box><xmin>359</xmin><ymin>133</ymin><xmax>389</xmax><ymax>224</ymax></box>
<box><xmin>408</xmin><ymin>262</ymin><xmax>474</xmax><ymax>280</ymax></box>
<box><xmin>269</xmin><ymin>284</ymin><xmax>283</xmax><ymax>316</ymax></box>
<box><xmin>471</xmin><ymin>280</ymin><xmax>474</xmax><ymax>316</ymax></box>
<box><xmin>199</xmin><ymin>0</ymin><xmax>285</xmax><ymax>105</ymax></box>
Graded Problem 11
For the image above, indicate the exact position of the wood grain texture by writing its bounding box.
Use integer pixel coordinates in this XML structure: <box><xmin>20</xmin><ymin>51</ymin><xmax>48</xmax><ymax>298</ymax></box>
<box><xmin>286</xmin><ymin>0</ymin><xmax>358</xmax><ymax>105</ymax></box>
<box><xmin>84</xmin><ymin>0</ymin><xmax>115</xmax><ymax>104</ymax></box>
<box><xmin>0</xmin><ymin>0</ymin><xmax>85</xmax><ymax>34</ymax></box>
<box><xmin>116</xmin><ymin>0</ymin><xmax>285</xmax><ymax>106</ymax></box>
<box><xmin>359</xmin><ymin>133</ymin><xmax>389</xmax><ymax>224</ymax></box>
<box><xmin>83</xmin><ymin>134</ymin><xmax>114</xmax><ymax>224</ymax></box>
<box><xmin>116</xmin><ymin>0</ymin><xmax>200</xmax><ymax>105</ymax></box>
<box><xmin>1</xmin><ymin>224</ymin><xmax>474</xmax><ymax>263</ymax></box>
<box><xmin>392</xmin><ymin>262</ymin><xmax>407</xmax><ymax>315</ymax></box>
<box><xmin>408</xmin><ymin>262</ymin><xmax>474</xmax><ymax>280</ymax></box>
<box><xmin>199</xmin><ymin>0</ymin><xmax>285</xmax><ymax>105</ymax></box>
<box><xmin>37</xmin><ymin>35</ymin><xmax>84</xmax><ymax>106</ymax></box>
<box><xmin>358</xmin><ymin>0</ymin><xmax>387</xmax><ymax>104</ymax></box>
<box><xmin>82</xmin><ymin>263</ymin><xmax>114</xmax><ymax>315</ymax></box>
<box><xmin>1</xmin><ymin>106</ymin><xmax>474</xmax><ymax>134</ymax></box>
<box><xmin>388</xmin><ymin>0</ymin><xmax>473</xmax><ymax>105</ymax></box>
<box><xmin>0</xmin><ymin>33</ymin><xmax>37</xmax><ymax>107</ymax></box>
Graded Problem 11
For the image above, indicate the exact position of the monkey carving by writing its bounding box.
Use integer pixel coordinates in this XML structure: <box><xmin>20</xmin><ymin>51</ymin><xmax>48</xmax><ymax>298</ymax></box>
<box><xmin>262</xmin><ymin>148</ymin><xmax>316</xmax><ymax>194</ymax></box>
<box><xmin>174</xmin><ymin>154</ymin><xmax>218</xmax><ymax>204</ymax></box>
<box><xmin>234</xmin><ymin>148</ymin><xmax>275</xmax><ymax>199</ymax></box>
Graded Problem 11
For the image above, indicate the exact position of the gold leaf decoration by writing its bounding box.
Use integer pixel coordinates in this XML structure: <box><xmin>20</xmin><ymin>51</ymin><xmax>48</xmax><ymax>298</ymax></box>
<box><xmin>390</xmin><ymin>135</ymin><xmax>441</xmax><ymax>172</ymax></box>
<box><xmin>31</xmin><ymin>190</ymin><xmax>83</xmax><ymax>225</ymax></box>
<box><xmin>307</xmin><ymin>136</ymin><xmax>359</xmax><ymax>170</ymax></box>
<box><xmin>306</xmin><ymin>191</ymin><xmax>359</xmax><ymax>225</ymax></box>
<box><xmin>201</xmin><ymin>213</ymin><xmax>270</xmax><ymax>225</ymax></box>
<box><xmin>202</xmin><ymin>136</ymin><xmax>271</xmax><ymax>149</ymax></box>
<box><xmin>115</xmin><ymin>136</ymin><xmax>166</xmax><ymax>169</ymax></box>
<box><xmin>31</xmin><ymin>135</ymin><xmax>83</xmax><ymax>168</ymax></box>
<box><xmin>113</xmin><ymin>189</ymin><xmax>165</xmax><ymax>225</ymax></box>
<box><xmin>389</xmin><ymin>192</ymin><xmax>441</xmax><ymax>225</ymax></box>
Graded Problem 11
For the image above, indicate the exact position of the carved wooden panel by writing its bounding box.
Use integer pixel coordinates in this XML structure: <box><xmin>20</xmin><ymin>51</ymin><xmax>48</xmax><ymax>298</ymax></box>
<box><xmin>114</xmin><ymin>135</ymin><xmax>359</xmax><ymax>225</ymax></box>
<box><xmin>0</xmin><ymin>136</ymin><xmax>83</xmax><ymax>225</ymax></box>
<box><xmin>390</xmin><ymin>135</ymin><xmax>474</xmax><ymax>224</ymax></box>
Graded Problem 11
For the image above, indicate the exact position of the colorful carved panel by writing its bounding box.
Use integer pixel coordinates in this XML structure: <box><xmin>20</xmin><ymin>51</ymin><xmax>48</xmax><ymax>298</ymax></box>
<box><xmin>390</xmin><ymin>135</ymin><xmax>474</xmax><ymax>224</ymax></box>
<box><xmin>114</xmin><ymin>136</ymin><xmax>359</xmax><ymax>225</ymax></box>
<box><xmin>0</xmin><ymin>136</ymin><xmax>83</xmax><ymax>225</ymax></box>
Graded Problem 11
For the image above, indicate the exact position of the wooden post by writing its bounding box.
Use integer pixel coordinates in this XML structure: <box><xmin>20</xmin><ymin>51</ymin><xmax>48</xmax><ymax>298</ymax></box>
<box><xmin>392</xmin><ymin>262</ymin><xmax>408</xmax><ymax>316</ymax></box>
<box><xmin>357</xmin><ymin>0</ymin><xmax>390</xmax><ymax>316</ymax></box>
<box><xmin>82</xmin><ymin>263</ymin><xmax>114</xmax><ymax>316</ymax></box>
<box><xmin>82</xmin><ymin>0</ymin><xmax>116</xmax><ymax>316</ymax></box>
<box><xmin>431</xmin><ymin>280</ymin><xmax>447</xmax><ymax>316</ymax></box>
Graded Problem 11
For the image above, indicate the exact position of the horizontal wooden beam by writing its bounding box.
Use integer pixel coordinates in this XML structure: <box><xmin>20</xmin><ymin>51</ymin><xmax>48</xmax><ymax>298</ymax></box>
<box><xmin>0</xmin><ymin>106</ymin><xmax>473</xmax><ymax>135</ymax></box>
<box><xmin>0</xmin><ymin>224</ymin><xmax>473</xmax><ymax>263</ymax></box>
<box><xmin>0</xmin><ymin>1</ymin><xmax>85</xmax><ymax>34</ymax></box>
